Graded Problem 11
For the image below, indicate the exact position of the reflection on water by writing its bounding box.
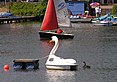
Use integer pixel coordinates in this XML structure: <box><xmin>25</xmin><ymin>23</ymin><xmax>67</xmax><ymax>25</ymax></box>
<box><xmin>0</xmin><ymin>22</ymin><xmax>117</xmax><ymax>82</ymax></box>
<box><xmin>46</xmin><ymin>70</ymin><xmax>76</xmax><ymax>82</ymax></box>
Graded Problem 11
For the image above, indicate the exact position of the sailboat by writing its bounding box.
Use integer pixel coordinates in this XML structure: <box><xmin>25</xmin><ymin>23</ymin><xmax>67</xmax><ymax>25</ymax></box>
<box><xmin>46</xmin><ymin>36</ymin><xmax>78</xmax><ymax>70</ymax></box>
<box><xmin>39</xmin><ymin>0</ymin><xmax>74</xmax><ymax>40</ymax></box>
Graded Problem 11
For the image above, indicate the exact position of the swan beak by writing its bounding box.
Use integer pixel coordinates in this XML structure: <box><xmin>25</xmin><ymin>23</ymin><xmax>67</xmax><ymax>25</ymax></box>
<box><xmin>49</xmin><ymin>40</ymin><xmax>53</xmax><ymax>43</ymax></box>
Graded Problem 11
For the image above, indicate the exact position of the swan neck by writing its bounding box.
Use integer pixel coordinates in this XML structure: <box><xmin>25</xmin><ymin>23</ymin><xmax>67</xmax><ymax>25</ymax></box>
<box><xmin>49</xmin><ymin>40</ymin><xmax>59</xmax><ymax>55</ymax></box>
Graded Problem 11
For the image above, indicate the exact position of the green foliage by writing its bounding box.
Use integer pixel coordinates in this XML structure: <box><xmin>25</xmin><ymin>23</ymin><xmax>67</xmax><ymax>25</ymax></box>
<box><xmin>112</xmin><ymin>4</ymin><xmax>117</xmax><ymax>15</ymax></box>
<box><xmin>10</xmin><ymin>2</ymin><xmax>47</xmax><ymax>17</ymax></box>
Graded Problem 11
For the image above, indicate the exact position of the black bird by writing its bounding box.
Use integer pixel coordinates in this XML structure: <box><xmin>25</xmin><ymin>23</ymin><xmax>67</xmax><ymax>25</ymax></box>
<box><xmin>82</xmin><ymin>61</ymin><xmax>91</xmax><ymax>69</ymax></box>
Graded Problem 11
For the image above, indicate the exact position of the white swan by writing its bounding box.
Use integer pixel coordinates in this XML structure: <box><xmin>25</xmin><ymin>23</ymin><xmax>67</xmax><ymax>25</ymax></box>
<box><xmin>46</xmin><ymin>36</ymin><xmax>77</xmax><ymax>70</ymax></box>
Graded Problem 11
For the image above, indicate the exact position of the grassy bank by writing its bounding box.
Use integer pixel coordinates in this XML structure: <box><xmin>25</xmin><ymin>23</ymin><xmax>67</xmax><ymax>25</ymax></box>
<box><xmin>0</xmin><ymin>2</ymin><xmax>47</xmax><ymax>21</ymax></box>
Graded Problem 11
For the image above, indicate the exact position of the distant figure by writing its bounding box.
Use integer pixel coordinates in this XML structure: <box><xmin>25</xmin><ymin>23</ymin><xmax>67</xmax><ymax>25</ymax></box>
<box><xmin>82</xmin><ymin>61</ymin><xmax>91</xmax><ymax>69</ymax></box>
<box><xmin>56</xmin><ymin>29</ymin><xmax>64</xmax><ymax>34</ymax></box>
<box><xmin>98</xmin><ymin>6</ymin><xmax>102</xmax><ymax>17</ymax></box>
<box><xmin>95</xmin><ymin>6</ymin><xmax>101</xmax><ymax>17</ymax></box>
<box><xmin>95</xmin><ymin>6</ymin><xmax>99</xmax><ymax>17</ymax></box>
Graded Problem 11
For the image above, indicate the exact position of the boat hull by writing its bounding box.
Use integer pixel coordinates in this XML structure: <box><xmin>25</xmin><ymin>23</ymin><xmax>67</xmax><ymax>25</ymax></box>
<box><xmin>92</xmin><ymin>21</ymin><xmax>113</xmax><ymax>26</ymax></box>
<box><xmin>46</xmin><ymin>64</ymin><xmax>78</xmax><ymax>70</ymax></box>
<box><xmin>70</xmin><ymin>18</ymin><xmax>92</xmax><ymax>23</ymax></box>
<box><xmin>39</xmin><ymin>31</ymin><xmax>74</xmax><ymax>40</ymax></box>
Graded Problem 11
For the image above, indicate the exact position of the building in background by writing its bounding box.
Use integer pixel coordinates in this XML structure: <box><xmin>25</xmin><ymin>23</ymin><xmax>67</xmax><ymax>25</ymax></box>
<box><xmin>66</xmin><ymin>1</ymin><xmax>87</xmax><ymax>15</ymax></box>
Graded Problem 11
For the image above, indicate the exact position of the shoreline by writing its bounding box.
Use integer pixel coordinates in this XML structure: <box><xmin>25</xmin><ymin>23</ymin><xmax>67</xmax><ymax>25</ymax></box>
<box><xmin>101</xmin><ymin>5</ymin><xmax>113</xmax><ymax>9</ymax></box>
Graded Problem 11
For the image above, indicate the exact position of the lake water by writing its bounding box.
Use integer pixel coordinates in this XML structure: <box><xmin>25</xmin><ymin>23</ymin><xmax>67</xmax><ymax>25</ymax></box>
<box><xmin>0</xmin><ymin>22</ymin><xmax>117</xmax><ymax>82</ymax></box>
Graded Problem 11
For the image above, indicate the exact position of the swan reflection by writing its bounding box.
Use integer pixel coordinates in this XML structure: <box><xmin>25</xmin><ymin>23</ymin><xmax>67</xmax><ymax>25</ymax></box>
<box><xmin>46</xmin><ymin>70</ymin><xmax>76</xmax><ymax>82</ymax></box>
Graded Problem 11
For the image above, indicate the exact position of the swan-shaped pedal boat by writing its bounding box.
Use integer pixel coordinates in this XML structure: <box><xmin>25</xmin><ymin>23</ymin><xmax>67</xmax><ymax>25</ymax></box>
<box><xmin>46</xmin><ymin>36</ymin><xmax>78</xmax><ymax>70</ymax></box>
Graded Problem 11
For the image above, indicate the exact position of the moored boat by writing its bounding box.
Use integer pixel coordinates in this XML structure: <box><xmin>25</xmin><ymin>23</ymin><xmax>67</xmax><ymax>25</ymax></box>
<box><xmin>91</xmin><ymin>12</ymin><xmax>111</xmax><ymax>23</ymax></box>
<box><xmin>92</xmin><ymin>12</ymin><xmax>117</xmax><ymax>26</ymax></box>
<box><xmin>92</xmin><ymin>20</ymin><xmax>113</xmax><ymax>26</ymax></box>
<box><xmin>92</xmin><ymin>17</ymin><xmax>117</xmax><ymax>26</ymax></box>
<box><xmin>110</xmin><ymin>17</ymin><xmax>117</xmax><ymax>26</ymax></box>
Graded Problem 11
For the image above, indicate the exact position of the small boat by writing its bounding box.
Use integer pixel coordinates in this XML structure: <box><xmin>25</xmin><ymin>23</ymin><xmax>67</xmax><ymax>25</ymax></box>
<box><xmin>91</xmin><ymin>12</ymin><xmax>111</xmax><ymax>23</ymax></box>
<box><xmin>92</xmin><ymin>16</ymin><xmax>117</xmax><ymax>26</ymax></box>
<box><xmin>13</xmin><ymin>59</ymin><xmax>39</xmax><ymax>70</ymax></box>
<box><xmin>46</xmin><ymin>36</ymin><xmax>78</xmax><ymax>70</ymax></box>
<box><xmin>39</xmin><ymin>0</ymin><xmax>74</xmax><ymax>40</ymax></box>
<box><xmin>91</xmin><ymin>12</ymin><xmax>117</xmax><ymax>26</ymax></box>
<box><xmin>91</xmin><ymin>12</ymin><xmax>116</xmax><ymax>26</ymax></box>
<box><xmin>92</xmin><ymin>20</ymin><xmax>113</xmax><ymax>26</ymax></box>
<box><xmin>70</xmin><ymin>14</ymin><xmax>94</xmax><ymax>23</ymax></box>
<box><xmin>0</xmin><ymin>12</ymin><xmax>13</xmax><ymax>18</ymax></box>
<box><xmin>110</xmin><ymin>17</ymin><xmax>117</xmax><ymax>26</ymax></box>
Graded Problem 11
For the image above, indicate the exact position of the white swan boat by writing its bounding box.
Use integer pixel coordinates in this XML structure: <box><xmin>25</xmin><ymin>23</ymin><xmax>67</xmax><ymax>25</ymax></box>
<box><xmin>46</xmin><ymin>36</ymin><xmax>78</xmax><ymax>70</ymax></box>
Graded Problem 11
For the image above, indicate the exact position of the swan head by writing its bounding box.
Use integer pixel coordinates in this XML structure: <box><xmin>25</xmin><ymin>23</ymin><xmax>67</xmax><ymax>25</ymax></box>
<box><xmin>50</xmin><ymin>36</ymin><xmax>58</xmax><ymax>42</ymax></box>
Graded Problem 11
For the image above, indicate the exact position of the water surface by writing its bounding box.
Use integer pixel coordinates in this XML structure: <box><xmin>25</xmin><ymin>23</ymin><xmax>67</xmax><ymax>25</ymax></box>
<box><xmin>0</xmin><ymin>22</ymin><xmax>117</xmax><ymax>82</ymax></box>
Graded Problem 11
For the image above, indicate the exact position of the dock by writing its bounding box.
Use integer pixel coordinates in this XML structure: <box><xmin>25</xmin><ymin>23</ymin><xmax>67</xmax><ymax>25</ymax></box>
<box><xmin>70</xmin><ymin>18</ymin><xmax>92</xmax><ymax>23</ymax></box>
<box><xmin>0</xmin><ymin>16</ymin><xmax>38</xmax><ymax>24</ymax></box>
<box><xmin>13</xmin><ymin>59</ymin><xmax>39</xmax><ymax>70</ymax></box>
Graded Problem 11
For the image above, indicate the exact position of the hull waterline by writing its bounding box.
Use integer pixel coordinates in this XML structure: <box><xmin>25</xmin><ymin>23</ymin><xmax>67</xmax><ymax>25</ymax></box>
<box><xmin>92</xmin><ymin>20</ymin><xmax>113</xmax><ymax>26</ymax></box>
<box><xmin>39</xmin><ymin>31</ymin><xmax>74</xmax><ymax>40</ymax></box>
<box><xmin>46</xmin><ymin>64</ymin><xmax>78</xmax><ymax>70</ymax></box>
<box><xmin>70</xmin><ymin>18</ymin><xmax>92</xmax><ymax>23</ymax></box>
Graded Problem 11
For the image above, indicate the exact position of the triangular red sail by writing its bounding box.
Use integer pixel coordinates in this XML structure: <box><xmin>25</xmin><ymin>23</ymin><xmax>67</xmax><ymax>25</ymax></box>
<box><xmin>40</xmin><ymin>0</ymin><xmax>58</xmax><ymax>31</ymax></box>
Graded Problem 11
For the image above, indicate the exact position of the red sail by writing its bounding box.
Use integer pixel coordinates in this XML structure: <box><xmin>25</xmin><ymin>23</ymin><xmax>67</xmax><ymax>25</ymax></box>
<box><xmin>40</xmin><ymin>0</ymin><xmax>58</xmax><ymax>31</ymax></box>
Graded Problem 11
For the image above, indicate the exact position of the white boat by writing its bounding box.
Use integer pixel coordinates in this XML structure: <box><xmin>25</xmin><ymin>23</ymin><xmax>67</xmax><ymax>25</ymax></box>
<box><xmin>46</xmin><ymin>36</ymin><xmax>78</xmax><ymax>70</ymax></box>
<box><xmin>92</xmin><ymin>20</ymin><xmax>113</xmax><ymax>26</ymax></box>
<box><xmin>110</xmin><ymin>17</ymin><xmax>117</xmax><ymax>26</ymax></box>
<box><xmin>0</xmin><ymin>12</ymin><xmax>13</xmax><ymax>18</ymax></box>
<box><xmin>38</xmin><ymin>0</ymin><xmax>74</xmax><ymax>40</ymax></box>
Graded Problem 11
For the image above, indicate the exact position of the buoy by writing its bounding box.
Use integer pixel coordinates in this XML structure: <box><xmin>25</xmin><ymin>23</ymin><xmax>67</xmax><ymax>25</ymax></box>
<box><xmin>4</xmin><ymin>65</ymin><xmax>9</xmax><ymax>71</ymax></box>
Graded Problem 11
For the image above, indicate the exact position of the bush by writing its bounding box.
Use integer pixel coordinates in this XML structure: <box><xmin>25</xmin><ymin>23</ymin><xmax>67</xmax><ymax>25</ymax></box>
<box><xmin>10</xmin><ymin>2</ymin><xmax>47</xmax><ymax>17</ymax></box>
<box><xmin>112</xmin><ymin>4</ymin><xmax>117</xmax><ymax>15</ymax></box>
